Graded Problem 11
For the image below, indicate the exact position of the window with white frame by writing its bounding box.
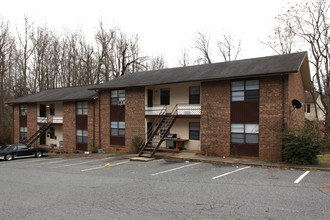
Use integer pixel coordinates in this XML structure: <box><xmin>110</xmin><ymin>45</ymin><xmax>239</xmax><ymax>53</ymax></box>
<box><xmin>189</xmin><ymin>86</ymin><xmax>200</xmax><ymax>104</ymax></box>
<box><xmin>189</xmin><ymin>122</ymin><xmax>200</xmax><ymax>140</ymax></box>
<box><xmin>76</xmin><ymin>101</ymin><xmax>88</xmax><ymax>115</ymax></box>
<box><xmin>160</xmin><ymin>88</ymin><xmax>170</xmax><ymax>105</ymax></box>
<box><xmin>20</xmin><ymin>105</ymin><xmax>27</xmax><ymax>116</ymax></box>
<box><xmin>111</xmin><ymin>90</ymin><xmax>125</xmax><ymax>105</ymax></box>
<box><xmin>111</xmin><ymin>121</ymin><xmax>125</xmax><ymax>137</ymax></box>
<box><xmin>231</xmin><ymin>123</ymin><xmax>259</xmax><ymax>144</ymax></box>
<box><xmin>76</xmin><ymin>129</ymin><xmax>88</xmax><ymax>143</ymax></box>
<box><xmin>231</xmin><ymin>79</ymin><xmax>259</xmax><ymax>102</ymax></box>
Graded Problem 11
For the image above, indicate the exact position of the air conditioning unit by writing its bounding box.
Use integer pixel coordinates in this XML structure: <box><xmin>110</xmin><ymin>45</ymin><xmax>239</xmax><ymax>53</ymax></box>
<box><xmin>118</xmin><ymin>100</ymin><xmax>125</xmax><ymax>106</ymax></box>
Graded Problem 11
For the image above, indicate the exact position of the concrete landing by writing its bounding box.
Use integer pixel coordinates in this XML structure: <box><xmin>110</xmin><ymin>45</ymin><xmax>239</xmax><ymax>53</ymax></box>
<box><xmin>130</xmin><ymin>157</ymin><xmax>155</xmax><ymax>162</ymax></box>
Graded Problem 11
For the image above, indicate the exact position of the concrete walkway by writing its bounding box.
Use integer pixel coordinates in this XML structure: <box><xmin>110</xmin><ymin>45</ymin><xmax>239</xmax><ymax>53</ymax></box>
<box><xmin>155</xmin><ymin>150</ymin><xmax>330</xmax><ymax>171</ymax></box>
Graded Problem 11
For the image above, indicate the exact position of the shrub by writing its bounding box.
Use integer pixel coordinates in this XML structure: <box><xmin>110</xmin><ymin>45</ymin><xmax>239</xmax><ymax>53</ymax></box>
<box><xmin>131</xmin><ymin>136</ymin><xmax>145</xmax><ymax>153</ymax></box>
<box><xmin>282</xmin><ymin>124</ymin><xmax>327</xmax><ymax>165</ymax></box>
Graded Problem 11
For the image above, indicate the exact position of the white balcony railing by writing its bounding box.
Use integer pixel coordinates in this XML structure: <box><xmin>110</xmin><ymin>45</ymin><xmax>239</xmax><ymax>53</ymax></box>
<box><xmin>177</xmin><ymin>105</ymin><xmax>201</xmax><ymax>115</ymax></box>
<box><xmin>37</xmin><ymin>116</ymin><xmax>63</xmax><ymax>124</ymax></box>
<box><xmin>145</xmin><ymin>105</ymin><xmax>201</xmax><ymax>116</ymax></box>
<box><xmin>145</xmin><ymin>106</ymin><xmax>167</xmax><ymax>115</ymax></box>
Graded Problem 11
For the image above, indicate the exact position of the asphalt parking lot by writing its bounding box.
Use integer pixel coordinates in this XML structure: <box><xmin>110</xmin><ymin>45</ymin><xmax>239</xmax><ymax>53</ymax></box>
<box><xmin>0</xmin><ymin>157</ymin><xmax>329</xmax><ymax>219</ymax></box>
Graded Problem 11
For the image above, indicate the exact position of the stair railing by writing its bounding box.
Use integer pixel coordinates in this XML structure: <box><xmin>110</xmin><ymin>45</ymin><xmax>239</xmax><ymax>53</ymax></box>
<box><xmin>138</xmin><ymin>105</ymin><xmax>166</xmax><ymax>156</ymax></box>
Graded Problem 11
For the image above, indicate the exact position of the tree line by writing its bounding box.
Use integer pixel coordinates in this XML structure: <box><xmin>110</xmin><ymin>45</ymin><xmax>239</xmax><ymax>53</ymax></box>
<box><xmin>0</xmin><ymin>0</ymin><xmax>329</xmax><ymax>144</ymax></box>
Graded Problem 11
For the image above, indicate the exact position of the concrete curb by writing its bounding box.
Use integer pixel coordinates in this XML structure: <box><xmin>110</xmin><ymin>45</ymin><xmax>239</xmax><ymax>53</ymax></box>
<box><xmin>155</xmin><ymin>154</ymin><xmax>330</xmax><ymax>171</ymax></box>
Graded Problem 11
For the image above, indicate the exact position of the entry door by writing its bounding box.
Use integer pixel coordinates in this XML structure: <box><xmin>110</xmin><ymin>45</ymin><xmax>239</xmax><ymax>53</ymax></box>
<box><xmin>40</xmin><ymin>105</ymin><xmax>46</xmax><ymax>117</ymax></box>
<box><xmin>147</xmin><ymin>89</ymin><xmax>153</xmax><ymax>107</ymax></box>
<box><xmin>40</xmin><ymin>133</ymin><xmax>46</xmax><ymax>145</ymax></box>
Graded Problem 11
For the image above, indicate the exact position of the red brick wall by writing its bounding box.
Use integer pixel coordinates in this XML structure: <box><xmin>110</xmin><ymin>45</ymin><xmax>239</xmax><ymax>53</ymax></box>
<box><xmin>27</xmin><ymin>104</ymin><xmax>37</xmax><ymax>147</ymax></box>
<box><xmin>99</xmin><ymin>91</ymin><xmax>110</xmax><ymax>150</ymax></box>
<box><xmin>13</xmin><ymin>104</ymin><xmax>20</xmax><ymax>144</ymax></box>
<box><xmin>125</xmin><ymin>87</ymin><xmax>145</xmax><ymax>153</ymax></box>
<box><xmin>259</xmin><ymin>76</ymin><xmax>285</xmax><ymax>162</ymax></box>
<box><xmin>88</xmin><ymin>100</ymin><xmax>96</xmax><ymax>150</ymax></box>
<box><xmin>63</xmin><ymin>102</ymin><xmax>76</xmax><ymax>152</ymax></box>
<box><xmin>201</xmin><ymin>80</ymin><xmax>231</xmax><ymax>157</ymax></box>
<box><xmin>286</xmin><ymin>71</ymin><xmax>305</xmax><ymax>130</ymax></box>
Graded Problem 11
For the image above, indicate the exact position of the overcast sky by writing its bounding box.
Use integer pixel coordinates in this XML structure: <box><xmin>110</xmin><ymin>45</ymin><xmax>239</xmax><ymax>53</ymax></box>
<box><xmin>1</xmin><ymin>0</ymin><xmax>301</xmax><ymax>67</ymax></box>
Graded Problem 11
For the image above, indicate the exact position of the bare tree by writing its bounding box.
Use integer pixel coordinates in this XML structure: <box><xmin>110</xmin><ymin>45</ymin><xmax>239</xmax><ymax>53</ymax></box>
<box><xmin>194</xmin><ymin>31</ymin><xmax>212</xmax><ymax>64</ymax></box>
<box><xmin>0</xmin><ymin>19</ymin><xmax>15</xmax><ymax>144</ymax></box>
<box><xmin>147</xmin><ymin>55</ymin><xmax>165</xmax><ymax>70</ymax></box>
<box><xmin>217</xmin><ymin>33</ymin><xmax>242</xmax><ymax>61</ymax></box>
<box><xmin>277</xmin><ymin>0</ymin><xmax>330</xmax><ymax>137</ymax></box>
<box><xmin>178</xmin><ymin>48</ymin><xmax>191</xmax><ymax>67</ymax></box>
<box><xmin>16</xmin><ymin>16</ymin><xmax>34</xmax><ymax>95</ymax></box>
<box><xmin>261</xmin><ymin>24</ymin><xmax>296</xmax><ymax>55</ymax></box>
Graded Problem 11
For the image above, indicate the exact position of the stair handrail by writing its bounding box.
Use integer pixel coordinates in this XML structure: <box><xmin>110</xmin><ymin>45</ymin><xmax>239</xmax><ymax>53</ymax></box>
<box><xmin>138</xmin><ymin>105</ymin><xmax>167</xmax><ymax>156</ymax></box>
<box><xmin>150</xmin><ymin>104</ymin><xmax>178</xmax><ymax>157</ymax></box>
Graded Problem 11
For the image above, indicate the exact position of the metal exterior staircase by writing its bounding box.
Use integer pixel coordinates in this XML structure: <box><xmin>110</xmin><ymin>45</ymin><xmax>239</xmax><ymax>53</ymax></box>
<box><xmin>138</xmin><ymin>105</ymin><xmax>178</xmax><ymax>158</ymax></box>
<box><xmin>22</xmin><ymin>116</ymin><xmax>53</xmax><ymax>146</ymax></box>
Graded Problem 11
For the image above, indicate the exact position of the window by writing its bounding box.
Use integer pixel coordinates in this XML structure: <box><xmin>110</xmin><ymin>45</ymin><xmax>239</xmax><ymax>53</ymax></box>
<box><xmin>76</xmin><ymin>101</ymin><xmax>88</xmax><ymax>115</ymax></box>
<box><xmin>160</xmin><ymin>88</ymin><xmax>170</xmax><ymax>105</ymax></box>
<box><xmin>111</xmin><ymin>121</ymin><xmax>125</xmax><ymax>137</ymax></box>
<box><xmin>20</xmin><ymin>127</ymin><xmax>27</xmax><ymax>140</ymax></box>
<box><xmin>231</xmin><ymin>79</ymin><xmax>259</xmax><ymax>102</ymax></box>
<box><xmin>76</xmin><ymin>129</ymin><xmax>88</xmax><ymax>143</ymax></box>
<box><xmin>189</xmin><ymin>122</ymin><xmax>200</xmax><ymax>140</ymax></box>
<box><xmin>49</xmin><ymin>127</ymin><xmax>55</xmax><ymax>139</ymax></box>
<box><xmin>50</xmin><ymin>104</ymin><xmax>55</xmax><ymax>115</ymax></box>
<box><xmin>305</xmin><ymin>104</ymin><xmax>311</xmax><ymax>113</ymax></box>
<box><xmin>20</xmin><ymin>105</ymin><xmax>27</xmax><ymax>116</ymax></box>
<box><xmin>231</xmin><ymin>123</ymin><xmax>259</xmax><ymax>144</ymax></box>
<box><xmin>189</xmin><ymin>86</ymin><xmax>200</xmax><ymax>104</ymax></box>
<box><xmin>111</xmin><ymin>90</ymin><xmax>125</xmax><ymax>105</ymax></box>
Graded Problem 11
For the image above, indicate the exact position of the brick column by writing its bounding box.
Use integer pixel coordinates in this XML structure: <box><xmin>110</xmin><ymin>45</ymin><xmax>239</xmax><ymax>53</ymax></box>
<box><xmin>201</xmin><ymin>80</ymin><xmax>231</xmax><ymax>157</ymax></box>
<box><xmin>259</xmin><ymin>76</ymin><xmax>285</xmax><ymax>162</ymax></box>
<box><xmin>125</xmin><ymin>87</ymin><xmax>145</xmax><ymax>152</ymax></box>
<box><xmin>27</xmin><ymin>104</ymin><xmax>37</xmax><ymax>147</ymax></box>
<box><xmin>63</xmin><ymin>102</ymin><xmax>76</xmax><ymax>152</ymax></box>
<box><xmin>88</xmin><ymin>100</ymin><xmax>96</xmax><ymax>150</ymax></box>
<box><xmin>13</xmin><ymin>104</ymin><xmax>20</xmax><ymax>144</ymax></box>
<box><xmin>99</xmin><ymin>91</ymin><xmax>110</xmax><ymax>149</ymax></box>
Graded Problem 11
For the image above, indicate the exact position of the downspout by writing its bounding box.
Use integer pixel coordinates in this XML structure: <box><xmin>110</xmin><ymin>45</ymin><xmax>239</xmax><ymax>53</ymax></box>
<box><xmin>98</xmin><ymin>91</ymin><xmax>101</xmax><ymax>150</ymax></box>
<box><xmin>12</xmin><ymin>105</ymin><xmax>14</xmax><ymax>144</ymax></box>
<box><xmin>282</xmin><ymin>75</ymin><xmax>286</xmax><ymax>130</ymax></box>
<box><xmin>93</xmin><ymin>99</ymin><xmax>95</xmax><ymax>149</ymax></box>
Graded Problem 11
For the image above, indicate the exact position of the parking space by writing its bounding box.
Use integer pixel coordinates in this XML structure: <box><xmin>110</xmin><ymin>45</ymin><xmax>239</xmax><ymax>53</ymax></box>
<box><xmin>0</xmin><ymin>156</ymin><xmax>329</xmax><ymax>219</ymax></box>
<box><xmin>1</xmin><ymin>156</ymin><xmax>328</xmax><ymax>186</ymax></box>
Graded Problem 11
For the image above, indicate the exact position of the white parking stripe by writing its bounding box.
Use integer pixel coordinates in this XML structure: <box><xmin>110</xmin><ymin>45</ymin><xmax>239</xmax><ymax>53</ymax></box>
<box><xmin>151</xmin><ymin>163</ymin><xmax>201</xmax><ymax>176</ymax></box>
<box><xmin>81</xmin><ymin>160</ymin><xmax>129</xmax><ymax>172</ymax></box>
<box><xmin>212</xmin><ymin>166</ymin><xmax>251</xmax><ymax>180</ymax></box>
<box><xmin>0</xmin><ymin>158</ymin><xmax>54</xmax><ymax>165</ymax></box>
<box><xmin>294</xmin><ymin>171</ymin><xmax>310</xmax><ymax>184</ymax></box>
<box><xmin>52</xmin><ymin>157</ymin><xmax>112</xmax><ymax>168</ymax></box>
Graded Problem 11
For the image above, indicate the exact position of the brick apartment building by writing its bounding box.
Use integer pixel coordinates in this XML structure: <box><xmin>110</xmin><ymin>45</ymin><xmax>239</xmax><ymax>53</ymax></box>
<box><xmin>8</xmin><ymin>52</ymin><xmax>311</xmax><ymax>162</ymax></box>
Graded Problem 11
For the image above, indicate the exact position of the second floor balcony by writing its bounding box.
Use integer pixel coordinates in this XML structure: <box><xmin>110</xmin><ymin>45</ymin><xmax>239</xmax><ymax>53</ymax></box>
<box><xmin>145</xmin><ymin>104</ymin><xmax>201</xmax><ymax>117</ymax></box>
<box><xmin>37</xmin><ymin>116</ymin><xmax>63</xmax><ymax>124</ymax></box>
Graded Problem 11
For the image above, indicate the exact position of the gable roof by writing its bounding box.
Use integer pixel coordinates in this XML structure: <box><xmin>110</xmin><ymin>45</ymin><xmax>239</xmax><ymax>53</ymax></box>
<box><xmin>305</xmin><ymin>91</ymin><xmax>320</xmax><ymax>103</ymax></box>
<box><xmin>91</xmin><ymin>52</ymin><xmax>311</xmax><ymax>90</ymax></box>
<box><xmin>7</xmin><ymin>85</ymin><xmax>98</xmax><ymax>104</ymax></box>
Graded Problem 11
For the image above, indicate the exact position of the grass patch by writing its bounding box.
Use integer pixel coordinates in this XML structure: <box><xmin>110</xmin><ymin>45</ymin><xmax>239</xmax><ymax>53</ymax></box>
<box><xmin>318</xmin><ymin>153</ymin><xmax>330</xmax><ymax>165</ymax></box>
